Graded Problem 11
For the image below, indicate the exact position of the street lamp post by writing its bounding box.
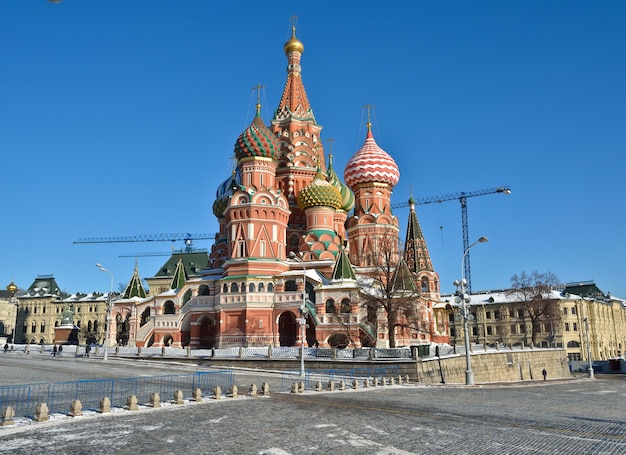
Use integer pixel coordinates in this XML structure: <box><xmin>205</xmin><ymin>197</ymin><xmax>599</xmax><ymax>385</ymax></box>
<box><xmin>583</xmin><ymin>317</ymin><xmax>595</xmax><ymax>379</ymax></box>
<box><xmin>96</xmin><ymin>263</ymin><xmax>113</xmax><ymax>361</ymax></box>
<box><xmin>288</xmin><ymin>252</ymin><xmax>308</xmax><ymax>379</ymax></box>
<box><xmin>454</xmin><ymin>236</ymin><xmax>488</xmax><ymax>386</ymax></box>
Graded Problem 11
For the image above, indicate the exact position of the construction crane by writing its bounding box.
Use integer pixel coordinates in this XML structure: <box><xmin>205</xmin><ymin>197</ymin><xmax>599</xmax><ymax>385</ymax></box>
<box><xmin>391</xmin><ymin>186</ymin><xmax>511</xmax><ymax>292</ymax></box>
<box><xmin>74</xmin><ymin>233</ymin><xmax>214</xmax><ymax>257</ymax></box>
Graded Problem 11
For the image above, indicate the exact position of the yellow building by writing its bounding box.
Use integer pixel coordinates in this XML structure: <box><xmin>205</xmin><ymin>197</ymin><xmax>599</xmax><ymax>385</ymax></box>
<box><xmin>14</xmin><ymin>274</ymin><xmax>110</xmax><ymax>345</ymax></box>
<box><xmin>443</xmin><ymin>281</ymin><xmax>626</xmax><ymax>364</ymax></box>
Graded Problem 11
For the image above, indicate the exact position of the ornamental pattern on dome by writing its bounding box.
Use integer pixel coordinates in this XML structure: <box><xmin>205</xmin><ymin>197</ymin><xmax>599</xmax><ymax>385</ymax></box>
<box><xmin>327</xmin><ymin>154</ymin><xmax>355</xmax><ymax>212</ymax></box>
<box><xmin>344</xmin><ymin>129</ymin><xmax>400</xmax><ymax>188</ymax></box>
<box><xmin>297</xmin><ymin>169</ymin><xmax>343</xmax><ymax>211</ymax></box>
<box><xmin>234</xmin><ymin>108</ymin><xmax>279</xmax><ymax>161</ymax></box>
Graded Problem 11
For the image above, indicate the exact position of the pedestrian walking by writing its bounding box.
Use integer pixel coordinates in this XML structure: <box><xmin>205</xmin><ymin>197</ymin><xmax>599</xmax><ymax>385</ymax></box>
<box><xmin>53</xmin><ymin>345</ymin><xmax>57</xmax><ymax>357</ymax></box>
<box><xmin>85</xmin><ymin>344</ymin><xmax>91</xmax><ymax>358</ymax></box>
<box><xmin>58</xmin><ymin>344</ymin><xmax>63</xmax><ymax>357</ymax></box>
<box><xmin>3</xmin><ymin>343</ymin><xmax>8</xmax><ymax>353</ymax></box>
<box><xmin>542</xmin><ymin>368</ymin><xmax>547</xmax><ymax>381</ymax></box>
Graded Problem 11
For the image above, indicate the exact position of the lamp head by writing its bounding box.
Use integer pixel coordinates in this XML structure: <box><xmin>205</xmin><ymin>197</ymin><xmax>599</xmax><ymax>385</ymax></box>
<box><xmin>477</xmin><ymin>236</ymin><xmax>489</xmax><ymax>243</ymax></box>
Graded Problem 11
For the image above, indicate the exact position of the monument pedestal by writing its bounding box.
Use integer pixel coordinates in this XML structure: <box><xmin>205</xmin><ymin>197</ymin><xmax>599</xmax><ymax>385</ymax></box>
<box><xmin>54</xmin><ymin>324</ymin><xmax>79</xmax><ymax>345</ymax></box>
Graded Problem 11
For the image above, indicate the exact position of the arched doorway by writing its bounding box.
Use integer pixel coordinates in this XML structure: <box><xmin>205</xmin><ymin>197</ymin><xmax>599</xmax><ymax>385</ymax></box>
<box><xmin>305</xmin><ymin>314</ymin><xmax>316</xmax><ymax>347</ymax></box>
<box><xmin>162</xmin><ymin>335</ymin><xmax>174</xmax><ymax>346</ymax></box>
<box><xmin>278</xmin><ymin>311</ymin><xmax>297</xmax><ymax>346</ymax></box>
<box><xmin>199</xmin><ymin>318</ymin><xmax>217</xmax><ymax>348</ymax></box>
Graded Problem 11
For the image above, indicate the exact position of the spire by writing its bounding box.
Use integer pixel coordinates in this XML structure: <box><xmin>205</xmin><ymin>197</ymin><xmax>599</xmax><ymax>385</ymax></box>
<box><xmin>390</xmin><ymin>256</ymin><xmax>418</xmax><ymax>294</ymax></box>
<box><xmin>170</xmin><ymin>257</ymin><xmax>187</xmax><ymax>290</ymax></box>
<box><xmin>331</xmin><ymin>245</ymin><xmax>356</xmax><ymax>282</ymax></box>
<box><xmin>404</xmin><ymin>197</ymin><xmax>434</xmax><ymax>273</ymax></box>
<box><xmin>122</xmin><ymin>260</ymin><xmax>147</xmax><ymax>299</ymax></box>
<box><xmin>274</xmin><ymin>25</ymin><xmax>314</xmax><ymax>122</ymax></box>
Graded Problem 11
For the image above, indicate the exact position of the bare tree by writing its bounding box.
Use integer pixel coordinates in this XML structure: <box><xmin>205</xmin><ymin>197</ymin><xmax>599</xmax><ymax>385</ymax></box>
<box><xmin>508</xmin><ymin>271</ymin><xmax>561</xmax><ymax>345</ymax></box>
<box><xmin>360</xmin><ymin>236</ymin><xmax>429</xmax><ymax>348</ymax></box>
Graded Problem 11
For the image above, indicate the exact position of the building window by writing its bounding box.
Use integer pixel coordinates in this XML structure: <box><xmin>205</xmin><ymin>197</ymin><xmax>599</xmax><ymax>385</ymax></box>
<box><xmin>231</xmin><ymin>283</ymin><xmax>239</xmax><ymax>293</ymax></box>
<box><xmin>326</xmin><ymin>299</ymin><xmax>336</xmax><ymax>314</ymax></box>
<box><xmin>259</xmin><ymin>240</ymin><xmax>266</xmax><ymax>257</ymax></box>
<box><xmin>258</xmin><ymin>283</ymin><xmax>265</xmax><ymax>292</ymax></box>
<box><xmin>421</xmin><ymin>277</ymin><xmax>429</xmax><ymax>293</ymax></box>
<box><xmin>563</xmin><ymin>307</ymin><xmax>568</xmax><ymax>315</ymax></box>
<box><xmin>267</xmin><ymin>283</ymin><xmax>274</xmax><ymax>292</ymax></box>
<box><xmin>573</xmin><ymin>322</ymin><xmax>577</xmax><ymax>331</ymax></box>
<box><xmin>571</xmin><ymin>307</ymin><xmax>576</xmax><ymax>315</ymax></box>
<box><xmin>450</xmin><ymin>328</ymin><xmax>456</xmax><ymax>337</ymax></box>
<box><xmin>487</xmin><ymin>326</ymin><xmax>493</xmax><ymax>336</ymax></box>
<box><xmin>565</xmin><ymin>322</ymin><xmax>570</xmax><ymax>332</ymax></box>
<box><xmin>40</xmin><ymin>323</ymin><xmax>45</xmax><ymax>333</ymax></box>
<box><xmin>249</xmin><ymin>283</ymin><xmax>255</xmax><ymax>292</ymax></box>
<box><xmin>285</xmin><ymin>280</ymin><xmax>297</xmax><ymax>292</ymax></box>
<box><xmin>511</xmin><ymin>324</ymin><xmax>517</xmax><ymax>334</ymax></box>
<box><xmin>486</xmin><ymin>311</ymin><xmax>492</xmax><ymax>320</ymax></box>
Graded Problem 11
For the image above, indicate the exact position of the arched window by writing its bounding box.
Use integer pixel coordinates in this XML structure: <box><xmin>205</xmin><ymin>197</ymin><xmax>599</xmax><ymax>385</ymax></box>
<box><xmin>567</xmin><ymin>340</ymin><xmax>580</xmax><ymax>348</ymax></box>
<box><xmin>182</xmin><ymin>289</ymin><xmax>192</xmax><ymax>306</ymax></box>
<box><xmin>223</xmin><ymin>283</ymin><xmax>228</xmax><ymax>293</ymax></box>
<box><xmin>198</xmin><ymin>285</ymin><xmax>210</xmax><ymax>296</ymax></box>
<box><xmin>163</xmin><ymin>300</ymin><xmax>176</xmax><ymax>315</ymax></box>
<box><xmin>267</xmin><ymin>283</ymin><xmax>274</xmax><ymax>292</ymax></box>
<box><xmin>325</xmin><ymin>299</ymin><xmax>336</xmax><ymax>314</ymax></box>
<box><xmin>340</xmin><ymin>299</ymin><xmax>351</xmax><ymax>313</ymax></box>
<box><xmin>231</xmin><ymin>283</ymin><xmax>239</xmax><ymax>293</ymax></box>
<box><xmin>421</xmin><ymin>277</ymin><xmax>430</xmax><ymax>293</ymax></box>
<box><xmin>258</xmin><ymin>283</ymin><xmax>265</xmax><ymax>292</ymax></box>
<box><xmin>285</xmin><ymin>280</ymin><xmax>297</xmax><ymax>292</ymax></box>
<box><xmin>249</xmin><ymin>283</ymin><xmax>255</xmax><ymax>292</ymax></box>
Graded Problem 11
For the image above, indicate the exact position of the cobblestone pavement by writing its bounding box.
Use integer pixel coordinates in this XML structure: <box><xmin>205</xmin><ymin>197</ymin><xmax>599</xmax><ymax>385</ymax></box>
<box><xmin>1</xmin><ymin>353</ymin><xmax>625</xmax><ymax>454</ymax></box>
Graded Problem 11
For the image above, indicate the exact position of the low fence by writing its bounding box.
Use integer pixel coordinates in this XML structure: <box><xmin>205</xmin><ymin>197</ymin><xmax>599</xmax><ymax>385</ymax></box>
<box><xmin>5</xmin><ymin>342</ymin><xmax>562</xmax><ymax>362</ymax></box>
<box><xmin>0</xmin><ymin>371</ymin><xmax>233</xmax><ymax>420</ymax></box>
<box><xmin>280</xmin><ymin>366</ymin><xmax>402</xmax><ymax>392</ymax></box>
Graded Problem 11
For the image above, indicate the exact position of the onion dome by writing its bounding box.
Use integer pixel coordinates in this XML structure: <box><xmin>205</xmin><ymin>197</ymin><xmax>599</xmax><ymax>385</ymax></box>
<box><xmin>327</xmin><ymin>154</ymin><xmax>355</xmax><ymax>212</ymax></box>
<box><xmin>284</xmin><ymin>26</ymin><xmax>304</xmax><ymax>54</ymax></box>
<box><xmin>344</xmin><ymin>124</ymin><xmax>400</xmax><ymax>188</ymax></box>
<box><xmin>212</xmin><ymin>170</ymin><xmax>240</xmax><ymax>218</ymax></box>
<box><xmin>297</xmin><ymin>168</ymin><xmax>343</xmax><ymax>211</ymax></box>
<box><xmin>6</xmin><ymin>280</ymin><xmax>18</xmax><ymax>297</ymax></box>
<box><xmin>234</xmin><ymin>104</ymin><xmax>280</xmax><ymax>161</ymax></box>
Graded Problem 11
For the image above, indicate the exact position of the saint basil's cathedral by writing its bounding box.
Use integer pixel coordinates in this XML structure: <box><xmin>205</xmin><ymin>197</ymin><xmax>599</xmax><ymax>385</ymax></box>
<box><xmin>111</xmin><ymin>28</ymin><xmax>450</xmax><ymax>350</ymax></box>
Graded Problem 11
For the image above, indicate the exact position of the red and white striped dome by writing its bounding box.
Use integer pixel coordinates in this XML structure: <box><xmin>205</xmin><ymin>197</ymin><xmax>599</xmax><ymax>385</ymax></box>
<box><xmin>344</xmin><ymin>129</ymin><xmax>400</xmax><ymax>188</ymax></box>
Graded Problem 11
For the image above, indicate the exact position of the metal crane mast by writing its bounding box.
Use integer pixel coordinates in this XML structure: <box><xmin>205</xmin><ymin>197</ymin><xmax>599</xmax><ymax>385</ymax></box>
<box><xmin>391</xmin><ymin>186</ymin><xmax>511</xmax><ymax>292</ymax></box>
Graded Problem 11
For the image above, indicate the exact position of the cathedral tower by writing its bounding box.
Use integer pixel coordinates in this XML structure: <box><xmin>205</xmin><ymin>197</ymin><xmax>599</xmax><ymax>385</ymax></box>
<box><xmin>344</xmin><ymin>123</ymin><xmax>400</xmax><ymax>267</ymax></box>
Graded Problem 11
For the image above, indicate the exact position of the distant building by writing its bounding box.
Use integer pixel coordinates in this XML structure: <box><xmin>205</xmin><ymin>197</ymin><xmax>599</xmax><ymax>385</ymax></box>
<box><xmin>443</xmin><ymin>281</ymin><xmax>626</xmax><ymax>362</ymax></box>
<box><xmin>14</xmin><ymin>274</ymin><xmax>112</xmax><ymax>345</ymax></box>
<box><xmin>0</xmin><ymin>280</ymin><xmax>19</xmax><ymax>342</ymax></box>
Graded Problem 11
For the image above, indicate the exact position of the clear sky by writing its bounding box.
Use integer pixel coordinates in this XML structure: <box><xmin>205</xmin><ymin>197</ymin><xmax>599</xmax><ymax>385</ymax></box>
<box><xmin>1</xmin><ymin>1</ymin><xmax>624</xmax><ymax>297</ymax></box>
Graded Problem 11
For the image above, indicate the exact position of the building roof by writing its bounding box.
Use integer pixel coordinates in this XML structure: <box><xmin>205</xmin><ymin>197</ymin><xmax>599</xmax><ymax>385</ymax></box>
<box><xmin>22</xmin><ymin>275</ymin><xmax>67</xmax><ymax>298</ymax></box>
<box><xmin>123</xmin><ymin>262</ymin><xmax>147</xmax><ymax>299</ymax></box>
<box><xmin>153</xmin><ymin>252</ymin><xmax>209</xmax><ymax>279</ymax></box>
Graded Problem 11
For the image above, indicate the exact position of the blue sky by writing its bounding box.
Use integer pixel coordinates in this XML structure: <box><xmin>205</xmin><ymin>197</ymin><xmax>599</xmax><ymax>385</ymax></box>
<box><xmin>1</xmin><ymin>1</ymin><xmax>624</xmax><ymax>297</ymax></box>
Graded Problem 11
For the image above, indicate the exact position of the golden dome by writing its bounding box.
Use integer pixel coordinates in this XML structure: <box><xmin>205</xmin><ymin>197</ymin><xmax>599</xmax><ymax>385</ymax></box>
<box><xmin>284</xmin><ymin>27</ymin><xmax>304</xmax><ymax>54</ymax></box>
<box><xmin>6</xmin><ymin>280</ymin><xmax>17</xmax><ymax>296</ymax></box>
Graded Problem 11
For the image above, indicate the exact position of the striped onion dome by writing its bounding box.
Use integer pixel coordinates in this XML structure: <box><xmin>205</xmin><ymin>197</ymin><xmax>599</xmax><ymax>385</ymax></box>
<box><xmin>327</xmin><ymin>154</ymin><xmax>355</xmax><ymax>212</ymax></box>
<box><xmin>344</xmin><ymin>126</ymin><xmax>400</xmax><ymax>188</ymax></box>
<box><xmin>234</xmin><ymin>104</ymin><xmax>279</xmax><ymax>161</ymax></box>
<box><xmin>212</xmin><ymin>170</ymin><xmax>240</xmax><ymax>218</ymax></box>
<box><xmin>297</xmin><ymin>168</ymin><xmax>343</xmax><ymax>211</ymax></box>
